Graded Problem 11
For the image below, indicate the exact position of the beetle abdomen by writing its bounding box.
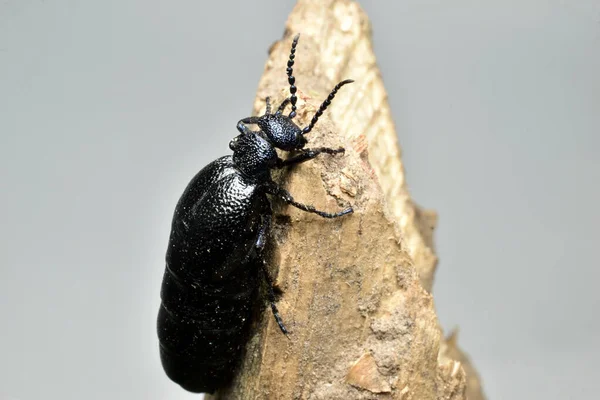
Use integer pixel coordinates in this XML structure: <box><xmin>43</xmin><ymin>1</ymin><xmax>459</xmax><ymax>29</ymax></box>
<box><xmin>158</xmin><ymin>261</ymin><xmax>258</xmax><ymax>393</ymax></box>
<box><xmin>158</xmin><ymin>158</ymin><xmax>268</xmax><ymax>392</ymax></box>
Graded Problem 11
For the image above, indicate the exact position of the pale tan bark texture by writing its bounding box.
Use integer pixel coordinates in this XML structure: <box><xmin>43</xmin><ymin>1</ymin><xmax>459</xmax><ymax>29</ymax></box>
<box><xmin>209</xmin><ymin>1</ymin><xmax>485</xmax><ymax>399</ymax></box>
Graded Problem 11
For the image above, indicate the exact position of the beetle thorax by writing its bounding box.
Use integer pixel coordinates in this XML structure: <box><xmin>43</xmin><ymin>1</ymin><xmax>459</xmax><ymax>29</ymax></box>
<box><xmin>229</xmin><ymin>132</ymin><xmax>277</xmax><ymax>180</ymax></box>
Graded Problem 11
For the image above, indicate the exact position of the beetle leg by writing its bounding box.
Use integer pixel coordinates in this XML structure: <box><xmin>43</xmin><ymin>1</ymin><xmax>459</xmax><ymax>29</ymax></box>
<box><xmin>254</xmin><ymin>211</ymin><xmax>289</xmax><ymax>335</ymax></box>
<box><xmin>255</xmin><ymin>215</ymin><xmax>270</xmax><ymax>255</ymax></box>
<box><xmin>236</xmin><ymin>117</ymin><xmax>262</xmax><ymax>135</ymax></box>
<box><xmin>260</xmin><ymin>260</ymin><xmax>289</xmax><ymax>335</ymax></box>
<box><xmin>238</xmin><ymin>215</ymin><xmax>270</xmax><ymax>267</ymax></box>
<box><xmin>266</xmin><ymin>183</ymin><xmax>353</xmax><ymax>219</ymax></box>
<box><xmin>236</xmin><ymin>121</ymin><xmax>253</xmax><ymax>135</ymax></box>
<box><xmin>276</xmin><ymin>147</ymin><xmax>345</xmax><ymax>168</ymax></box>
<box><xmin>275</xmin><ymin>98</ymin><xmax>291</xmax><ymax>115</ymax></box>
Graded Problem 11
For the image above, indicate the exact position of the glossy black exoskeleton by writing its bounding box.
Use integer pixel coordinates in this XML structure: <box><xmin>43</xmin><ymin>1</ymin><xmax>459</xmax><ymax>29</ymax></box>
<box><xmin>157</xmin><ymin>34</ymin><xmax>354</xmax><ymax>393</ymax></box>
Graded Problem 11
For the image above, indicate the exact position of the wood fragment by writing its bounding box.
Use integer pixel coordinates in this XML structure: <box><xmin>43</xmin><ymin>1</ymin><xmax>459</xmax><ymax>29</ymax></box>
<box><xmin>346</xmin><ymin>353</ymin><xmax>392</xmax><ymax>393</ymax></box>
<box><xmin>209</xmin><ymin>1</ymin><xmax>486</xmax><ymax>399</ymax></box>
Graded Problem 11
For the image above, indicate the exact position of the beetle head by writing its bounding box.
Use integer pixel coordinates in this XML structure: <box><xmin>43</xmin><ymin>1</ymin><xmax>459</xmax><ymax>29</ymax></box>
<box><xmin>234</xmin><ymin>34</ymin><xmax>353</xmax><ymax>159</ymax></box>
<box><xmin>256</xmin><ymin>110</ymin><xmax>307</xmax><ymax>151</ymax></box>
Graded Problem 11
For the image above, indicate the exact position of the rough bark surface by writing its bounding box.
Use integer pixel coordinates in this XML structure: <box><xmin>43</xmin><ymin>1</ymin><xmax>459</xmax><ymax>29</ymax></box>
<box><xmin>209</xmin><ymin>1</ymin><xmax>485</xmax><ymax>399</ymax></box>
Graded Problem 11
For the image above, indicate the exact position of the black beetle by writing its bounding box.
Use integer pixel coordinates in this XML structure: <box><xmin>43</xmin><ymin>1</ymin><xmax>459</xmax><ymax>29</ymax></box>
<box><xmin>157</xmin><ymin>34</ymin><xmax>354</xmax><ymax>393</ymax></box>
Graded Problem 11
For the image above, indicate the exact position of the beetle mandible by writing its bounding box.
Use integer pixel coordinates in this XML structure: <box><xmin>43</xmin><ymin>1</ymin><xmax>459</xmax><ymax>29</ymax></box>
<box><xmin>157</xmin><ymin>34</ymin><xmax>354</xmax><ymax>393</ymax></box>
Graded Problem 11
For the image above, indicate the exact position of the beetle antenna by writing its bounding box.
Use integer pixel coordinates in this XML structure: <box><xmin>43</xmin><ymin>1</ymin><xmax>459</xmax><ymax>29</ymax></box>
<box><xmin>265</xmin><ymin>97</ymin><xmax>271</xmax><ymax>115</ymax></box>
<box><xmin>287</xmin><ymin>34</ymin><xmax>300</xmax><ymax>119</ymax></box>
<box><xmin>302</xmin><ymin>79</ymin><xmax>354</xmax><ymax>135</ymax></box>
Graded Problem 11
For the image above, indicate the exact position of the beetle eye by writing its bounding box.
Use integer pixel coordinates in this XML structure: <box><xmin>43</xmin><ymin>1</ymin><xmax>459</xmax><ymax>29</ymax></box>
<box><xmin>298</xmin><ymin>135</ymin><xmax>307</xmax><ymax>148</ymax></box>
<box><xmin>229</xmin><ymin>137</ymin><xmax>238</xmax><ymax>150</ymax></box>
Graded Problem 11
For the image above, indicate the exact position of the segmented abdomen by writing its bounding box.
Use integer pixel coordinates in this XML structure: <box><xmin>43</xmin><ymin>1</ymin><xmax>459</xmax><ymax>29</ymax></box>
<box><xmin>158</xmin><ymin>157</ymin><xmax>266</xmax><ymax>392</ymax></box>
<box><xmin>157</xmin><ymin>259</ymin><xmax>258</xmax><ymax>393</ymax></box>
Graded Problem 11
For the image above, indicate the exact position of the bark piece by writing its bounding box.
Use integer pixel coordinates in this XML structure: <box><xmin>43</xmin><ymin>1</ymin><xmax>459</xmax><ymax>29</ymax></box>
<box><xmin>440</xmin><ymin>331</ymin><xmax>486</xmax><ymax>400</ymax></box>
<box><xmin>209</xmin><ymin>1</ymin><xmax>485</xmax><ymax>399</ymax></box>
<box><xmin>346</xmin><ymin>353</ymin><xmax>392</xmax><ymax>393</ymax></box>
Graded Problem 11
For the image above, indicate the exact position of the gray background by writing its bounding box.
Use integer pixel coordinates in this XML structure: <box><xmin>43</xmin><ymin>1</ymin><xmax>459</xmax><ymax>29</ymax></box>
<box><xmin>1</xmin><ymin>1</ymin><xmax>599</xmax><ymax>399</ymax></box>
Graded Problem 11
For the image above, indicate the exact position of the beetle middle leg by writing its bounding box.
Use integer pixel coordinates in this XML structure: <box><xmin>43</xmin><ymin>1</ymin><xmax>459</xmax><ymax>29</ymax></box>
<box><xmin>266</xmin><ymin>183</ymin><xmax>353</xmax><ymax>218</ymax></box>
<box><xmin>276</xmin><ymin>147</ymin><xmax>346</xmax><ymax>168</ymax></box>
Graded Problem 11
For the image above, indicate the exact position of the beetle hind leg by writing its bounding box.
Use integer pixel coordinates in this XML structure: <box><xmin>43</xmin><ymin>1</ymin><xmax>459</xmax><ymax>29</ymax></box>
<box><xmin>260</xmin><ymin>260</ymin><xmax>289</xmax><ymax>335</ymax></box>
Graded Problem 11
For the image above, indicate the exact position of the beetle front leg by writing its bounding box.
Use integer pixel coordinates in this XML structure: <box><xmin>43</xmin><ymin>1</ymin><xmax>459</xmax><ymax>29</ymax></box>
<box><xmin>276</xmin><ymin>147</ymin><xmax>345</xmax><ymax>168</ymax></box>
<box><xmin>236</xmin><ymin>116</ymin><xmax>261</xmax><ymax>135</ymax></box>
<box><xmin>275</xmin><ymin>98</ymin><xmax>291</xmax><ymax>115</ymax></box>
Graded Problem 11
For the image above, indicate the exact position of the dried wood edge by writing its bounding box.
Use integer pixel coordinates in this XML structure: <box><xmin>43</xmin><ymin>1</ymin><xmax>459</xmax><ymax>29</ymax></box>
<box><xmin>208</xmin><ymin>1</ymin><xmax>485</xmax><ymax>399</ymax></box>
